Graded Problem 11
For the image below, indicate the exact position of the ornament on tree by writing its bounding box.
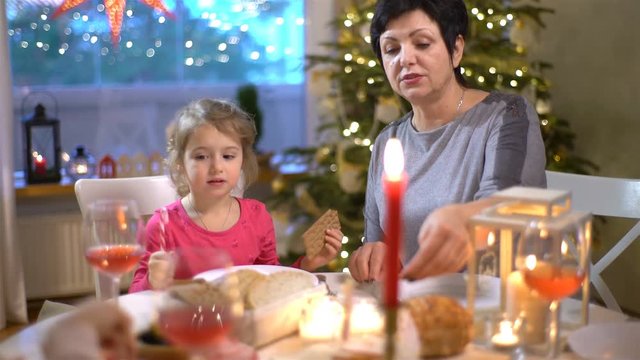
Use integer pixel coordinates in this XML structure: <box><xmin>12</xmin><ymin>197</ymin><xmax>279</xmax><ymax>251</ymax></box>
<box><xmin>294</xmin><ymin>184</ymin><xmax>324</xmax><ymax>217</ymax></box>
<box><xmin>52</xmin><ymin>0</ymin><xmax>174</xmax><ymax>45</ymax></box>
<box><xmin>271</xmin><ymin>175</ymin><xmax>287</xmax><ymax>194</ymax></box>
<box><xmin>536</xmin><ymin>99</ymin><xmax>552</xmax><ymax>115</ymax></box>
<box><xmin>315</xmin><ymin>146</ymin><xmax>332</xmax><ymax>164</ymax></box>
<box><xmin>336</xmin><ymin>141</ymin><xmax>366</xmax><ymax>194</ymax></box>
<box><xmin>308</xmin><ymin>68</ymin><xmax>334</xmax><ymax>98</ymax></box>
<box><xmin>374</xmin><ymin>95</ymin><xmax>402</xmax><ymax>124</ymax></box>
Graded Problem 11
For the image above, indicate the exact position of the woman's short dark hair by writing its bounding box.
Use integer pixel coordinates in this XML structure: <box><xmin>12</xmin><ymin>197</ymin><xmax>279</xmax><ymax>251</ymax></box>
<box><xmin>370</xmin><ymin>0</ymin><xmax>469</xmax><ymax>85</ymax></box>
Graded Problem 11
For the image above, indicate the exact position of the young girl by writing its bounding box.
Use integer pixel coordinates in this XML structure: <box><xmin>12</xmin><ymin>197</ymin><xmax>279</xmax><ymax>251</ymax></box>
<box><xmin>129</xmin><ymin>99</ymin><xmax>343</xmax><ymax>292</ymax></box>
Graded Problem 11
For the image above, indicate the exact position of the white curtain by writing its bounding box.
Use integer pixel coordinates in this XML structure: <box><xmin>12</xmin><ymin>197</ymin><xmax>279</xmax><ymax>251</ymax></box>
<box><xmin>0</xmin><ymin>0</ymin><xmax>28</xmax><ymax>329</ymax></box>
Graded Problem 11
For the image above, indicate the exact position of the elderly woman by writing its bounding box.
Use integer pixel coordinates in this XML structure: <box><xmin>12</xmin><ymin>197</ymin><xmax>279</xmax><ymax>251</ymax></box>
<box><xmin>348</xmin><ymin>0</ymin><xmax>546</xmax><ymax>281</ymax></box>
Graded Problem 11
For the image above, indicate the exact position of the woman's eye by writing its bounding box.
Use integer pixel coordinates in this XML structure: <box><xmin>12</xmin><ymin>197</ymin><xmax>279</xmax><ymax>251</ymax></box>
<box><xmin>384</xmin><ymin>47</ymin><xmax>398</xmax><ymax>54</ymax></box>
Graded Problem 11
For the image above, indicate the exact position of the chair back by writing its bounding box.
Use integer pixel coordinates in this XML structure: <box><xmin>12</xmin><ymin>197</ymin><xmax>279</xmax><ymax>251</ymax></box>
<box><xmin>546</xmin><ymin>170</ymin><xmax>640</xmax><ymax>312</ymax></box>
<box><xmin>75</xmin><ymin>175</ymin><xmax>178</xmax><ymax>218</ymax></box>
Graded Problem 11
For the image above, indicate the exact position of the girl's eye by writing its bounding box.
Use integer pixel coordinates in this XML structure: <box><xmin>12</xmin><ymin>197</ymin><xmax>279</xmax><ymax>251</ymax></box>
<box><xmin>194</xmin><ymin>154</ymin><xmax>207</xmax><ymax>160</ymax></box>
<box><xmin>223</xmin><ymin>154</ymin><xmax>236</xmax><ymax>160</ymax></box>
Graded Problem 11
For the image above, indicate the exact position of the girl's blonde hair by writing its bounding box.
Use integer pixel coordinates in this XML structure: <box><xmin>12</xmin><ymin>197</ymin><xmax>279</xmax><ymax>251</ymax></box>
<box><xmin>166</xmin><ymin>98</ymin><xmax>259</xmax><ymax>197</ymax></box>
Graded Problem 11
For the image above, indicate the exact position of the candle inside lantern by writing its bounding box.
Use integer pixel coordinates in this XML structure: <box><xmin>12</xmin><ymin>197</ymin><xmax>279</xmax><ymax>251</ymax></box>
<box><xmin>75</xmin><ymin>163</ymin><xmax>88</xmax><ymax>175</ymax></box>
<box><xmin>34</xmin><ymin>154</ymin><xmax>47</xmax><ymax>175</ymax></box>
<box><xmin>491</xmin><ymin>319</ymin><xmax>519</xmax><ymax>349</ymax></box>
<box><xmin>506</xmin><ymin>271</ymin><xmax>548</xmax><ymax>345</ymax></box>
<box><xmin>382</xmin><ymin>138</ymin><xmax>405</xmax><ymax>308</ymax></box>
<box><xmin>299</xmin><ymin>296</ymin><xmax>345</xmax><ymax>341</ymax></box>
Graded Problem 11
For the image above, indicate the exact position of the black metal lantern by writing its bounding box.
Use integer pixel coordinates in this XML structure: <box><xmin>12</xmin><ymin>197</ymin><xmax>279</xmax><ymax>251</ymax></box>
<box><xmin>22</xmin><ymin>102</ymin><xmax>62</xmax><ymax>184</ymax></box>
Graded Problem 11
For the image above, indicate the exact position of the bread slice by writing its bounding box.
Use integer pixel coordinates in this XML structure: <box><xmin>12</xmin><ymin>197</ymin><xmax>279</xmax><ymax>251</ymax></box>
<box><xmin>247</xmin><ymin>271</ymin><xmax>316</xmax><ymax>309</ymax></box>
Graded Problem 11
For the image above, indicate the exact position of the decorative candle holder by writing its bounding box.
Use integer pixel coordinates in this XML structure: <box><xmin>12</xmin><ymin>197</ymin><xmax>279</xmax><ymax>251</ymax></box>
<box><xmin>467</xmin><ymin>186</ymin><xmax>592</xmax><ymax>348</ymax></box>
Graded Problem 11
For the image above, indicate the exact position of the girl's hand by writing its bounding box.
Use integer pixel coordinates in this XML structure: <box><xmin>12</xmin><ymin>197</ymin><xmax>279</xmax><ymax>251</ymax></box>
<box><xmin>148</xmin><ymin>250</ymin><xmax>175</xmax><ymax>290</ymax></box>
<box><xmin>301</xmin><ymin>228</ymin><xmax>343</xmax><ymax>271</ymax></box>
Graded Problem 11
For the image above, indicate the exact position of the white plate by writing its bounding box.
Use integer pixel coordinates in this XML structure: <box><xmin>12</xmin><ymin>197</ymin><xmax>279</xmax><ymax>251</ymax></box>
<box><xmin>194</xmin><ymin>264</ymin><xmax>319</xmax><ymax>286</ymax></box>
<box><xmin>568</xmin><ymin>322</ymin><xmax>640</xmax><ymax>360</ymax></box>
<box><xmin>400</xmin><ymin>273</ymin><xmax>499</xmax><ymax>311</ymax></box>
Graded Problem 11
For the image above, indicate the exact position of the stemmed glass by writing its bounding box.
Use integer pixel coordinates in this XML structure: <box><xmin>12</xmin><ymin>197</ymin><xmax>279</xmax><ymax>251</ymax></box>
<box><xmin>517</xmin><ymin>220</ymin><xmax>589</xmax><ymax>358</ymax></box>
<box><xmin>84</xmin><ymin>199</ymin><xmax>146</xmax><ymax>302</ymax></box>
<box><xmin>156</xmin><ymin>247</ymin><xmax>256</xmax><ymax>360</ymax></box>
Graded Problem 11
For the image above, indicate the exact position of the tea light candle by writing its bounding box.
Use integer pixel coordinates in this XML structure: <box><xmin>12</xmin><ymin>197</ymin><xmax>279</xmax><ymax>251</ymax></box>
<box><xmin>491</xmin><ymin>319</ymin><xmax>519</xmax><ymax>349</ymax></box>
<box><xmin>299</xmin><ymin>296</ymin><xmax>345</xmax><ymax>341</ymax></box>
<box><xmin>350</xmin><ymin>299</ymin><xmax>384</xmax><ymax>335</ymax></box>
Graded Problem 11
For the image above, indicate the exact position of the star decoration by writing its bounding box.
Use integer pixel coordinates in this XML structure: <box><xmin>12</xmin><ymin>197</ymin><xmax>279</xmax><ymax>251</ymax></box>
<box><xmin>52</xmin><ymin>0</ymin><xmax>174</xmax><ymax>45</ymax></box>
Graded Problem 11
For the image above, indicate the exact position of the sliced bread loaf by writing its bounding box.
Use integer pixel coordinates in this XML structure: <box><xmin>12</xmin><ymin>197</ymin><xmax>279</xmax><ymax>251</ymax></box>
<box><xmin>247</xmin><ymin>271</ymin><xmax>316</xmax><ymax>309</ymax></box>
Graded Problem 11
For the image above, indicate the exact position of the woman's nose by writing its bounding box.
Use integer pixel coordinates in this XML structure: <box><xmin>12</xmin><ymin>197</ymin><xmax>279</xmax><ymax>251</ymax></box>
<box><xmin>399</xmin><ymin>47</ymin><xmax>416</xmax><ymax>67</ymax></box>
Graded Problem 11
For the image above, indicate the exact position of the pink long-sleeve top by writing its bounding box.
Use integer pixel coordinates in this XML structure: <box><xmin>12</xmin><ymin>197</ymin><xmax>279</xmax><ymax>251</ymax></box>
<box><xmin>129</xmin><ymin>197</ymin><xmax>302</xmax><ymax>292</ymax></box>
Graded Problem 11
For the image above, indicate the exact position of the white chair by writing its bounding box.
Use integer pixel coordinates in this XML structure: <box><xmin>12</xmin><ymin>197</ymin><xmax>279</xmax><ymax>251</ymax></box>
<box><xmin>74</xmin><ymin>175</ymin><xmax>178</xmax><ymax>298</ymax></box>
<box><xmin>546</xmin><ymin>170</ymin><xmax>640</xmax><ymax>312</ymax></box>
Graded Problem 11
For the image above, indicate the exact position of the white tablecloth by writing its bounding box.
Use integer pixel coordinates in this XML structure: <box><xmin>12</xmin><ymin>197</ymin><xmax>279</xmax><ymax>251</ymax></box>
<box><xmin>0</xmin><ymin>272</ymin><xmax>629</xmax><ymax>360</ymax></box>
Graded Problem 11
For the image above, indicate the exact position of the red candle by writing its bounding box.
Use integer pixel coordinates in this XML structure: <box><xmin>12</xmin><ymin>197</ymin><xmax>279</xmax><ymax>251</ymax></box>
<box><xmin>34</xmin><ymin>154</ymin><xmax>47</xmax><ymax>175</ymax></box>
<box><xmin>382</xmin><ymin>138</ymin><xmax>406</xmax><ymax>308</ymax></box>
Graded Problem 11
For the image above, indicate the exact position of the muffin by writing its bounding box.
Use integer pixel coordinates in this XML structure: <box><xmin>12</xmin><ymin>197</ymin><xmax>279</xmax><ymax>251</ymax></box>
<box><xmin>404</xmin><ymin>295</ymin><xmax>472</xmax><ymax>358</ymax></box>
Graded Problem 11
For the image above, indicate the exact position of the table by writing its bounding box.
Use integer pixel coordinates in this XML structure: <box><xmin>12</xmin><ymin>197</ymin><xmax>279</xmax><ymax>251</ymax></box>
<box><xmin>0</xmin><ymin>272</ymin><xmax>629</xmax><ymax>360</ymax></box>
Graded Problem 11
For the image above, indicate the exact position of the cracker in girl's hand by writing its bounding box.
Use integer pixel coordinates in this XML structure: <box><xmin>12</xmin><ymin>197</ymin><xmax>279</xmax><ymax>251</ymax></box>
<box><xmin>303</xmin><ymin>209</ymin><xmax>341</xmax><ymax>259</ymax></box>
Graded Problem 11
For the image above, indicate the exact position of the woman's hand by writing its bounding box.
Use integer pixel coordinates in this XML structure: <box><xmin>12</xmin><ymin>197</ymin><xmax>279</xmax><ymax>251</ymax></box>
<box><xmin>42</xmin><ymin>302</ymin><xmax>136</xmax><ymax>360</ymax></box>
<box><xmin>301</xmin><ymin>228</ymin><xmax>343</xmax><ymax>271</ymax></box>
<box><xmin>348</xmin><ymin>241</ymin><xmax>388</xmax><ymax>282</ymax></box>
<box><xmin>401</xmin><ymin>203</ymin><xmax>472</xmax><ymax>280</ymax></box>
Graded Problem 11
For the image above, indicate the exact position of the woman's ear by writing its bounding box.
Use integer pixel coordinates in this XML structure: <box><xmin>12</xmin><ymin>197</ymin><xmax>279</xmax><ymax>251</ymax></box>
<box><xmin>452</xmin><ymin>35</ymin><xmax>465</xmax><ymax>68</ymax></box>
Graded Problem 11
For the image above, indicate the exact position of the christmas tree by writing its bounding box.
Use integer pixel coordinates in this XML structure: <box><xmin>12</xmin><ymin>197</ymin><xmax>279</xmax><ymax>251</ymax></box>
<box><xmin>269</xmin><ymin>0</ymin><xmax>597</xmax><ymax>270</ymax></box>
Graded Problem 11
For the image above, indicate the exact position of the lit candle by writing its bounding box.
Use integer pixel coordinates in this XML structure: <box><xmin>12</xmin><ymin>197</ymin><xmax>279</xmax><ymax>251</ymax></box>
<box><xmin>34</xmin><ymin>154</ymin><xmax>47</xmax><ymax>175</ymax></box>
<box><xmin>491</xmin><ymin>319</ymin><xmax>519</xmax><ymax>349</ymax></box>
<box><xmin>350</xmin><ymin>299</ymin><xmax>384</xmax><ymax>335</ymax></box>
<box><xmin>506</xmin><ymin>271</ymin><xmax>548</xmax><ymax>345</ymax></box>
<box><xmin>299</xmin><ymin>296</ymin><xmax>345</xmax><ymax>341</ymax></box>
<box><xmin>382</xmin><ymin>138</ymin><xmax>406</xmax><ymax>308</ymax></box>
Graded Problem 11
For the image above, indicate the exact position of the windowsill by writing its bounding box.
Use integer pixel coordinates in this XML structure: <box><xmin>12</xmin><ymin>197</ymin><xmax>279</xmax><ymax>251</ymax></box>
<box><xmin>14</xmin><ymin>171</ymin><xmax>75</xmax><ymax>199</ymax></box>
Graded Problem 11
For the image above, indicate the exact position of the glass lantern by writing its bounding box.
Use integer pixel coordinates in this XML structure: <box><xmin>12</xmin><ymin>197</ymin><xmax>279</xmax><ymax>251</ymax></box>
<box><xmin>22</xmin><ymin>103</ymin><xmax>62</xmax><ymax>184</ymax></box>
<box><xmin>67</xmin><ymin>145</ymin><xmax>96</xmax><ymax>181</ymax></box>
<box><xmin>467</xmin><ymin>186</ymin><xmax>592</xmax><ymax>349</ymax></box>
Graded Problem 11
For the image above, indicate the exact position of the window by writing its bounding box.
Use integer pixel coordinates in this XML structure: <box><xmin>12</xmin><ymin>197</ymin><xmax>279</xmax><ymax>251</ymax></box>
<box><xmin>6</xmin><ymin>0</ymin><xmax>304</xmax><ymax>86</ymax></box>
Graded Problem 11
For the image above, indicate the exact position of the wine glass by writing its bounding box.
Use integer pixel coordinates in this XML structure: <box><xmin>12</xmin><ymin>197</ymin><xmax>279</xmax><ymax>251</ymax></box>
<box><xmin>84</xmin><ymin>199</ymin><xmax>146</xmax><ymax>302</ymax></box>
<box><xmin>517</xmin><ymin>220</ymin><xmax>589</xmax><ymax>358</ymax></box>
<box><xmin>156</xmin><ymin>247</ymin><xmax>256</xmax><ymax>360</ymax></box>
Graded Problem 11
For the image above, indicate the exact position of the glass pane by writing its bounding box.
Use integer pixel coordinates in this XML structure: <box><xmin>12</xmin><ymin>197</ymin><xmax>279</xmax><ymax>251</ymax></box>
<box><xmin>6</xmin><ymin>0</ymin><xmax>304</xmax><ymax>86</ymax></box>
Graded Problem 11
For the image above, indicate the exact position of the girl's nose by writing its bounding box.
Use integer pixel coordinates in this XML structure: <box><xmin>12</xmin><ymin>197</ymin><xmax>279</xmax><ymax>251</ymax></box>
<box><xmin>209</xmin><ymin>158</ymin><xmax>223</xmax><ymax>173</ymax></box>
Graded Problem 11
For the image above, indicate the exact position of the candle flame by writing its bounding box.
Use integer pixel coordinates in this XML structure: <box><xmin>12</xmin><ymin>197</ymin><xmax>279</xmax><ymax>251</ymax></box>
<box><xmin>525</xmin><ymin>255</ymin><xmax>537</xmax><ymax>270</ymax></box>
<box><xmin>383</xmin><ymin>138</ymin><xmax>404</xmax><ymax>181</ymax></box>
<box><xmin>499</xmin><ymin>320</ymin><xmax>514</xmax><ymax>335</ymax></box>
<box><xmin>561</xmin><ymin>240</ymin><xmax>568</xmax><ymax>255</ymax></box>
<box><xmin>487</xmin><ymin>231</ymin><xmax>496</xmax><ymax>247</ymax></box>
